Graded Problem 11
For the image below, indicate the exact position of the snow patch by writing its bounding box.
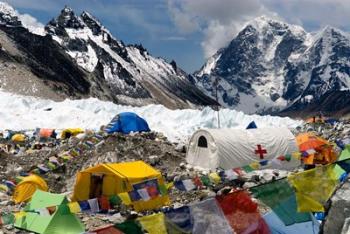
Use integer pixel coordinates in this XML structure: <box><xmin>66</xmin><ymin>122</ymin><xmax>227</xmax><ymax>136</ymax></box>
<box><xmin>67</xmin><ymin>45</ymin><xmax>98</xmax><ymax>72</ymax></box>
<box><xmin>0</xmin><ymin>90</ymin><xmax>301</xmax><ymax>142</ymax></box>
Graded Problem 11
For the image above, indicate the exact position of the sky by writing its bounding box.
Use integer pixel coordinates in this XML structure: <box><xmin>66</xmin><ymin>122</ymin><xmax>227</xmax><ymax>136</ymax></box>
<box><xmin>4</xmin><ymin>0</ymin><xmax>350</xmax><ymax>73</ymax></box>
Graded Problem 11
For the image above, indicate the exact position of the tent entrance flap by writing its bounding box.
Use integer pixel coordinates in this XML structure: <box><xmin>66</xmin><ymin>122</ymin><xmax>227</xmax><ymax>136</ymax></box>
<box><xmin>198</xmin><ymin>136</ymin><xmax>208</xmax><ymax>148</ymax></box>
<box><xmin>89</xmin><ymin>175</ymin><xmax>104</xmax><ymax>199</ymax></box>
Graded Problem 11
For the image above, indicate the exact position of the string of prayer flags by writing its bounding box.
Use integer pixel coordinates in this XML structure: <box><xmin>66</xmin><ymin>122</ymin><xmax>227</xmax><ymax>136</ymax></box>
<box><xmin>288</xmin><ymin>164</ymin><xmax>338</xmax><ymax>212</ymax></box>
<box><xmin>250</xmin><ymin>178</ymin><xmax>311</xmax><ymax>225</ymax></box>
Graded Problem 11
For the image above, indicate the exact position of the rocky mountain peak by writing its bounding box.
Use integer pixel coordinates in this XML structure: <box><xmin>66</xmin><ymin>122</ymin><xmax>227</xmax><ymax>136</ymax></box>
<box><xmin>0</xmin><ymin>2</ymin><xmax>20</xmax><ymax>26</ymax></box>
<box><xmin>80</xmin><ymin>11</ymin><xmax>102</xmax><ymax>35</ymax></box>
<box><xmin>45</xmin><ymin>5</ymin><xmax>85</xmax><ymax>36</ymax></box>
<box><xmin>194</xmin><ymin>16</ymin><xmax>350</xmax><ymax>115</ymax></box>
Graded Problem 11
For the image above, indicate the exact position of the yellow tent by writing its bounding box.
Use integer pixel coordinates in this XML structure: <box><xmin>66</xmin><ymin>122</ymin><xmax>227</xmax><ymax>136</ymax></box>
<box><xmin>11</xmin><ymin>133</ymin><xmax>26</xmax><ymax>142</ymax></box>
<box><xmin>13</xmin><ymin>174</ymin><xmax>48</xmax><ymax>204</ymax></box>
<box><xmin>61</xmin><ymin>128</ymin><xmax>84</xmax><ymax>139</ymax></box>
<box><xmin>72</xmin><ymin>161</ymin><xmax>169</xmax><ymax>211</ymax></box>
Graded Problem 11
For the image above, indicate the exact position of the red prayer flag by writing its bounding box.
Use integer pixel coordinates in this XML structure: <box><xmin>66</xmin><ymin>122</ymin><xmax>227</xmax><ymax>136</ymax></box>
<box><xmin>47</xmin><ymin>206</ymin><xmax>57</xmax><ymax>215</ymax></box>
<box><xmin>146</xmin><ymin>185</ymin><xmax>159</xmax><ymax>199</ymax></box>
<box><xmin>216</xmin><ymin>191</ymin><xmax>270</xmax><ymax>234</ymax></box>
<box><xmin>193</xmin><ymin>176</ymin><xmax>203</xmax><ymax>189</ymax></box>
<box><xmin>98</xmin><ymin>196</ymin><xmax>110</xmax><ymax>212</ymax></box>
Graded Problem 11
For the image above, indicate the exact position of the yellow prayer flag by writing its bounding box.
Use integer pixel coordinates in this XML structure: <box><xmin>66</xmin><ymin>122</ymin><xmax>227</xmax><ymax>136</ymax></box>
<box><xmin>250</xmin><ymin>162</ymin><xmax>260</xmax><ymax>170</ymax></box>
<box><xmin>288</xmin><ymin>164</ymin><xmax>339</xmax><ymax>212</ymax></box>
<box><xmin>14</xmin><ymin>211</ymin><xmax>26</xmax><ymax>219</ymax></box>
<box><xmin>118</xmin><ymin>192</ymin><xmax>132</xmax><ymax>205</ymax></box>
<box><xmin>137</xmin><ymin>213</ymin><xmax>167</xmax><ymax>234</ymax></box>
<box><xmin>292</xmin><ymin>152</ymin><xmax>302</xmax><ymax>160</ymax></box>
<box><xmin>209</xmin><ymin>172</ymin><xmax>221</xmax><ymax>184</ymax></box>
<box><xmin>67</xmin><ymin>202</ymin><xmax>81</xmax><ymax>213</ymax></box>
<box><xmin>166</xmin><ymin>182</ymin><xmax>174</xmax><ymax>190</ymax></box>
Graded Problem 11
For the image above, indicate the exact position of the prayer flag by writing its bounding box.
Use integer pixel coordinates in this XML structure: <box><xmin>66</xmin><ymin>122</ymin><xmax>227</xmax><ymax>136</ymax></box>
<box><xmin>209</xmin><ymin>172</ymin><xmax>221</xmax><ymax>184</ymax></box>
<box><xmin>182</xmin><ymin>179</ymin><xmax>196</xmax><ymax>191</ymax></box>
<box><xmin>190</xmin><ymin>198</ymin><xmax>233</xmax><ymax>234</ymax></box>
<box><xmin>118</xmin><ymin>192</ymin><xmax>132</xmax><ymax>205</ymax></box>
<box><xmin>78</xmin><ymin>200</ymin><xmax>91</xmax><ymax>211</ymax></box>
<box><xmin>88</xmin><ymin>198</ymin><xmax>100</xmax><ymax>213</ymax></box>
<box><xmin>216</xmin><ymin>191</ymin><xmax>270</xmax><ymax>233</ymax></box>
<box><xmin>114</xmin><ymin>220</ymin><xmax>143</xmax><ymax>234</ymax></box>
<box><xmin>164</xmin><ymin>206</ymin><xmax>193</xmax><ymax>233</ymax></box>
<box><xmin>138</xmin><ymin>213</ymin><xmax>167</xmax><ymax>234</ymax></box>
<box><xmin>68</xmin><ymin>202</ymin><xmax>81</xmax><ymax>213</ymax></box>
<box><xmin>288</xmin><ymin>165</ymin><xmax>339</xmax><ymax>212</ymax></box>
<box><xmin>250</xmin><ymin>179</ymin><xmax>311</xmax><ymax>225</ymax></box>
<box><xmin>109</xmin><ymin>195</ymin><xmax>122</xmax><ymax>206</ymax></box>
<box><xmin>137</xmin><ymin>188</ymin><xmax>151</xmax><ymax>201</ymax></box>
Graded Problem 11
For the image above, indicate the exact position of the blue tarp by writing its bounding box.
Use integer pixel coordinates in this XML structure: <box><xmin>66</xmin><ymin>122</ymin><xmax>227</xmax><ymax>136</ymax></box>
<box><xmin>263</xmin><ymin>211</ymin><xmax>319</xmax><ymax>234</ymax></box>
<box><xmin>246</xmin><ymin>121</ymin><xmax>257</xmax><ymax>129</ymax></box>
<box><xmin>105</xmin><ymin>112</ymin><xmax>150</xmax><ymax>134</ymax></box>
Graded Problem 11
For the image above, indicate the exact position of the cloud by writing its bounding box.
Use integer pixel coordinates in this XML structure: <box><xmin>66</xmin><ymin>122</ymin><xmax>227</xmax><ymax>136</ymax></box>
<box><xmin>167</xmin><ymin>0</ymin><xmax>273</xmax><ymax>58</ymax></box>
<box><xmin>18</xmin><ymin>14</ymin><xmax>46</xmax><ymax>36</ymax></box>
<box><xmin>161</xmin><ymin>36</ymin><xmax>186</xmax><ymax>41</ymax></box>
<box><xmin>265</xmin><ymin>0</ymin><xmax>350</xmax><ymax>31</ymax></box>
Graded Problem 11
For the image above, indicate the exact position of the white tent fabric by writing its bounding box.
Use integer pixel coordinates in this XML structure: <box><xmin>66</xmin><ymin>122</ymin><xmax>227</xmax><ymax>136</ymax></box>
<box><xmin>186</xmin><ymin>128</ymin><xmax>299</xmax><ymax>170</ymax></box>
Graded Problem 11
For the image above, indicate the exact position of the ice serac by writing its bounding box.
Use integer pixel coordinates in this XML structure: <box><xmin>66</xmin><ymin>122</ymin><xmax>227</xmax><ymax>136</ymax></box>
<box><xmin>194</xmin><ymin>16</ymin><xmax>350</xmax><ymax>116</ymax></box>
<box><xmin>0</xmin><ymin>3</ymin><xmax>216</xmax><ymax>109</ymax></box>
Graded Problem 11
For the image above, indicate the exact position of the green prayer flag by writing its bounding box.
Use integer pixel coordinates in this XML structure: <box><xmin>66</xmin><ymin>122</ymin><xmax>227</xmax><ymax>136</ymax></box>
<box><xmin>200</xmin><ymin>175</ymin><xmax>211</xmax><ymax>186</ymax></box>
<box><xmin>242</xmin><ymin>165</ymin><xmax>254</xmax><ymax>173</ymax></box>
<box><xmin>159</xmin><ymin>184</ymin><xmax>168</xmax><ymax>196</ymax></box>
<box><xmin>114</xmin><ymin>220</ymin><xmax>143</xmax><ymax>234</ymax></box>
<box><xmin>1</xmin><ymin>213</ymin><xmax>15</xmax><ymax>225</ymax></box>
<box><xmin>250</xmin><ymin>178</ymin><xmax>311</xmax><ymax>225</ymax></box>
<box><xmin>109</xmin><ymin>195</ymin><xmax>122</xmax><ymax>206</ymax></box>
<box><xmin>285</xmin><ymin>154</ymin><xmax>292</xmax><ymax>162</ymax></box>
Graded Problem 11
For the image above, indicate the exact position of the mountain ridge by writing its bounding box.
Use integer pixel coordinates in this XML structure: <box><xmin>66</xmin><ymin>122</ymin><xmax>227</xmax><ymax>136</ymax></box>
<box><xmin>0</xmin><ymin>3</ymin><xmax>217</xmax><ymax>109</ymax></box>
<box><xmin>194</xmin><ymin>16</ymin><xmax>350</xmax><ymax>116</ymax></box>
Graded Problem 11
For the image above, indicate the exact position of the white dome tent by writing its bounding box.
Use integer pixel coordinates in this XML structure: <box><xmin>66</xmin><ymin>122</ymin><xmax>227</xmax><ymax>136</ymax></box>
<box><xmin>186</xmin><ymin>128</ymin><xmax>299</xmax><ymax>170</ymax></box>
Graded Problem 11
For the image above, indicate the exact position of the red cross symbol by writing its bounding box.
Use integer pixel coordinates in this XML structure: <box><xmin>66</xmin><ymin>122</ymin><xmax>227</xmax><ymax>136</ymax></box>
<box><xmin>255</xmin><ymin>144</ymin><xmax>267</xmax><ymax>159</ymax></box>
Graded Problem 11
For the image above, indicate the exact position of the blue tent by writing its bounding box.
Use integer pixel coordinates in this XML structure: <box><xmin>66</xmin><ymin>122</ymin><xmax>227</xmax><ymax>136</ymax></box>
<box><xmin>246</xmin><ymin>121</ymin><xmax>257</xmax><ymax>129</ymax></box>
<box><xmin>105</xmin><ymin>112</ymin><xmax>150</xmax><ymax>134</ymax></box>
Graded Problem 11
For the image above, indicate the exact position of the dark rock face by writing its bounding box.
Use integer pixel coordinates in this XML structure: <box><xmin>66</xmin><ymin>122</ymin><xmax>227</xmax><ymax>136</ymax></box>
<box><xmin>194</xmin><ymin>16</ymin><xmax>350</xmax><ymax>115</ymax></box>
<box><xmin>0</xmin><ymin>3</ymin><xmax>217</xmax><ymax>109</ymax></box>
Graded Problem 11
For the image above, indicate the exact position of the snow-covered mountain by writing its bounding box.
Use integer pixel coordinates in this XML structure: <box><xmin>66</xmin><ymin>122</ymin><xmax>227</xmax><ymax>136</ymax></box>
<box><xmin>0</xmin><ymin>3</ymin><xmax>216</xmax><ymax>109</ymax></box>
<box><xmin>194</xmin><ymin>16</ymin><xmax>350</xmax><ymax>115</ymax></box>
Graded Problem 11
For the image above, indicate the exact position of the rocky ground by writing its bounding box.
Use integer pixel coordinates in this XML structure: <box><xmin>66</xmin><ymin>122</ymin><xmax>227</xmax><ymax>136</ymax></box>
<box><xmin>1</xmin><ymin>120</ymin><xmax>350</xmax><ymax>233</ymax></box>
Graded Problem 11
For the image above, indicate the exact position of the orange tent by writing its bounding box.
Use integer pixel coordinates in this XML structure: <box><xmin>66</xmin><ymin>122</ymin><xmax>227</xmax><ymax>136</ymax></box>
<box><xmin>305</xmin><ymin>116</ymin><xmax>325</xmax><ymax>124</ymax></box>
<box><xmin>296</xmin><ymin>133</ymin><xmax>337</xmax><ymax>165</ymax></box>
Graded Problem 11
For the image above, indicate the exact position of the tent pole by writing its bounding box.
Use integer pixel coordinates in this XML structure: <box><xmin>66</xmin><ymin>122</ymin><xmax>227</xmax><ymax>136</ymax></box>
<box><xmin>215</xmin><ymin>77</ymin><xmax>220</xmax><ymax>128</ymax></box>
